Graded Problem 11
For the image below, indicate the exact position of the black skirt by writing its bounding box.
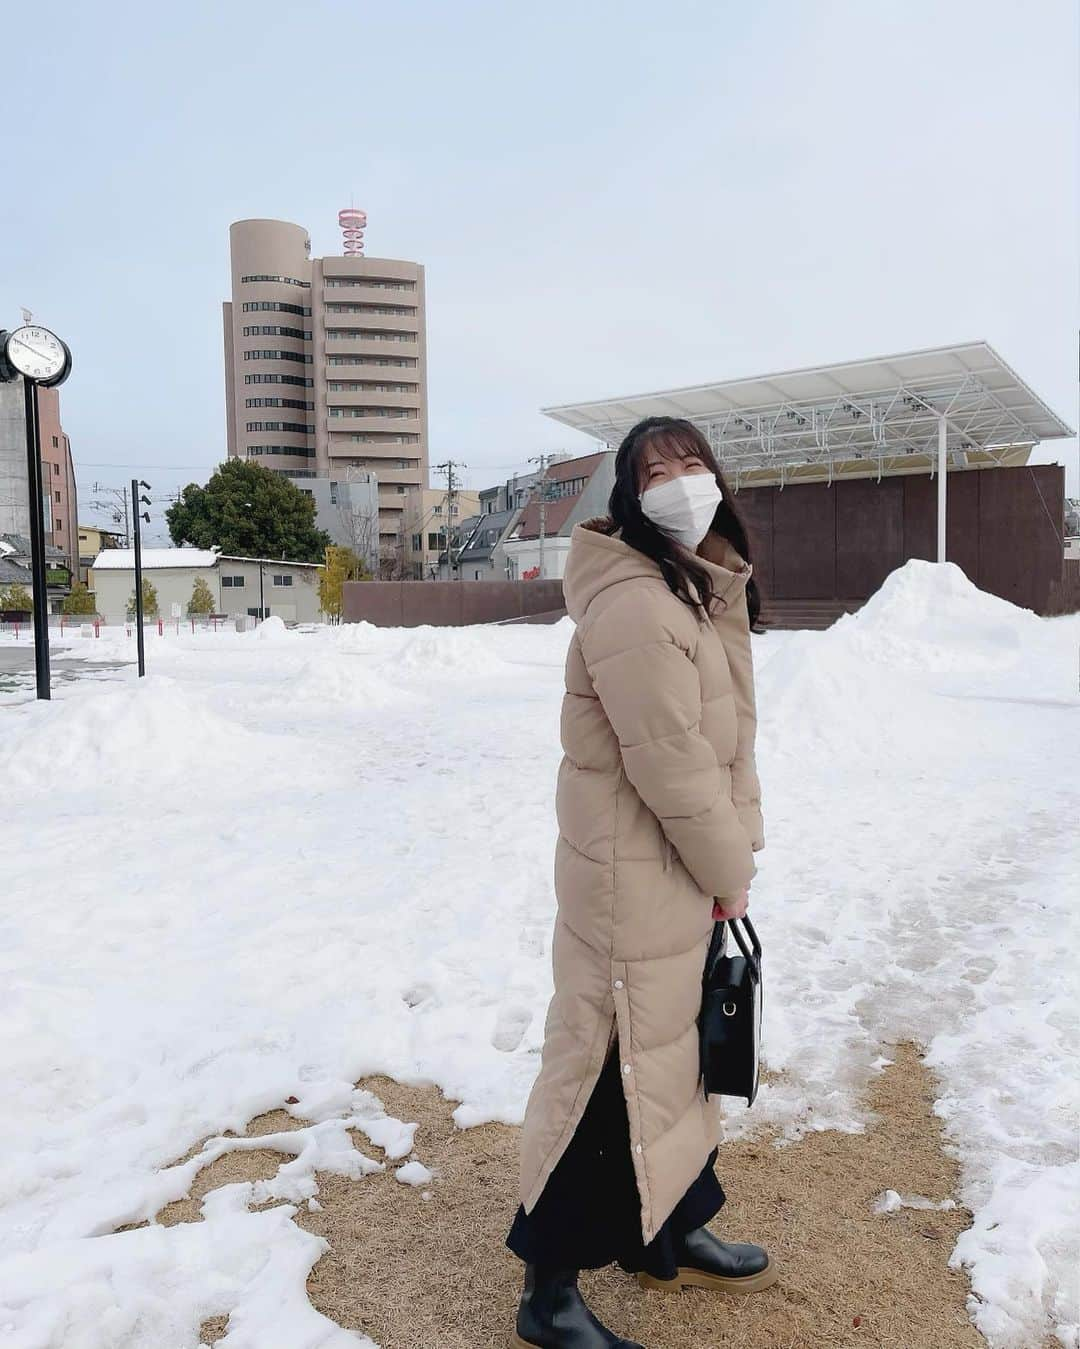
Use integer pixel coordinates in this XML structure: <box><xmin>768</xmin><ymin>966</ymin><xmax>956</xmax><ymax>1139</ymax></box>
<box><xmin>506</xmin><ymin>1039</ymin><xmax>725</xmax><ymax>1279</ymax></box>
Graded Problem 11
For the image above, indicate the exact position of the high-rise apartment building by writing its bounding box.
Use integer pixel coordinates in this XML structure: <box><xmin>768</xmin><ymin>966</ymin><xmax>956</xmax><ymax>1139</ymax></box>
<box><xmin>223</xmin><ymin>218</ymin><xmax>429</xmax><ymax>554</ymax></box>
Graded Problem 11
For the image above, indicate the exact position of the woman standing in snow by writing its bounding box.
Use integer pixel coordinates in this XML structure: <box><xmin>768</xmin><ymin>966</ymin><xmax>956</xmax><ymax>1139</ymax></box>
<box><xmin>505</xmin><ymin>417</ymin><xmax>776</xmax><ymax>1348</ymax></box>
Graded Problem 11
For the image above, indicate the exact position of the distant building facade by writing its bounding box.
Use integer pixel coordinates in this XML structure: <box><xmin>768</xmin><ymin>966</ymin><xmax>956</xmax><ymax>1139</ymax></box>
<box><xmin>77</xmin><ymin>524</ymin><xmax>125</xmax><ymax>584</ymax></box>
<box><xmin>89</xmin><ymin>548</ymin><xmax>324</xmax><ymax>624</ymax></box>
<box><xmin>502</xmin><ymin>451</ymin><xmax>615</xmax><ymax>580</ymax></box>
<box><xmin>0</xmin><ymin>380</ymin><xmax>78</xmax><ymax>578</ymax></box>
<box><xmin>403</xmin><ymin>486</ymin><xmax>481</xmax><ymax>579</ymax></box>
<box><xmin>456</xmin><ymin>471</ymin><xmax>543</xmax><ymax>581</ymax></box>
<box><xmin>288</xmin><ymin>470</ymin><xmax>380</xmax><ymax>576</ymax></box>
<box><xmin>222</xmin><ymin>218</ymin><xmax>429</xmax><ymax>565</ymax></box>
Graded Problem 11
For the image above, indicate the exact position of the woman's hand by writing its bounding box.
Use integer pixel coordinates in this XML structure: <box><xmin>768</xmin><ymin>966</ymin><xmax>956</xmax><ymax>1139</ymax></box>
<box><xmin>713</xmin><ymin>887</ymin><xmax>749</xmax><ymax>921</ymax></box>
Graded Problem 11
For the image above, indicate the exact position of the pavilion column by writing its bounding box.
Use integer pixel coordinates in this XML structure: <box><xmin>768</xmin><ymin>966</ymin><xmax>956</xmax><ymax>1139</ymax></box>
<box><xmin>936</xmin><ymin>412</ymin><xmax>947</xmax><ymax>563</ymax></box>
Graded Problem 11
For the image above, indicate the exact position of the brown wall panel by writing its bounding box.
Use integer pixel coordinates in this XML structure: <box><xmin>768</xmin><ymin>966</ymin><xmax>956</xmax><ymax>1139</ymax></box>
<box><xmin>732</xmin><ymin>486</ymin><xmax>774</xmax><ymax>597</ymax></box>
<box><xmin>771</xmin><ymin>482</ymin><xmax>835</xmax><ymax>599</ymax></box>
<box><xmin>979</xmin><ymin>464</ymin><xmax>1063</xmax><ymax>612</ymax></box>
<box><xmin>342</xmin><ymin>579</ymin><xmax>565</xmax><ymax>627</ymax></box>
<box><xmin>903</xmin><ymin>474</ymin><xmax>937</xmax><ymax>562</ymax></box>
<box><xmin>836</xmin><ymin>477</ymin><xmax>904</xmax><ymax>597</ymax></box>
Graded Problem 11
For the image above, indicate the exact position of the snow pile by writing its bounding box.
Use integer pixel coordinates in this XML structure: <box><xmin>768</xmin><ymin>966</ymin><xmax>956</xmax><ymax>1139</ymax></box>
<box><xmin>389</xmin><ymin>625</ymin><xmax>509</xmax><ymax>675</ymax></box>
<box><xmin>287</xmin><ymin>657</ymin><xmax>410</xmax><ymax>711</ymax></box>
<box><xmin>254</xmin><ymin>615</ymin><xmax>297</xmax><ymax>643</ymax></box>
<box><xmin>0</xmin><ymin>677</ymin><xmax>261</xmax><ymax>795</ymax></box>
<box><xmin>0</xmin><ymin>558</ymin><xmax>1076</xmax><ymax>1347</ymax></box>
<box><xmin>831</xmin><ymin>558</ymin><xmax>1041</xmax><ymax>672</ymax></box>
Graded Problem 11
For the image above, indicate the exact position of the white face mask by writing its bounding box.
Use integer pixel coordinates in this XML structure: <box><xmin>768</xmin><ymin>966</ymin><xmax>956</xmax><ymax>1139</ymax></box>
<box><xmin>640</xmin><ymin>472</ymin><xmax>723</xmax><ymax>550</ymax></box>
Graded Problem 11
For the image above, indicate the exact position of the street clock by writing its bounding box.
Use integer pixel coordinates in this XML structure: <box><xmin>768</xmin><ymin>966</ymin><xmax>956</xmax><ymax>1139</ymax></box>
<box><xmin>0</xmin><ymin>325</ymin><xmax>72</xmax><ymax>386</ymax></box>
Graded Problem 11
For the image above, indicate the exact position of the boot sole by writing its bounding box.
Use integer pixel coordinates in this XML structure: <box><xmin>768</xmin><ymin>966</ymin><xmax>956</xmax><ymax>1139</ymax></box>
<box><xmin>510</xmin><ymin>1336</ymin><xmax>539</xmax><ymax>1348</ymax></box>
<box><xmin>636</xmin><ymin>1254</ymin><xmax>778</xmax><ymax>1295</ymax></box>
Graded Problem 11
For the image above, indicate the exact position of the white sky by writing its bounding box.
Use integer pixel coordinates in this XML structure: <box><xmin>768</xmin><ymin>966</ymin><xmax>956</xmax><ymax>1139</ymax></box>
<box><xmin>1</xmin><ymin>0</ymin><xmax>1076</xmax><ymax>544</ymax></box>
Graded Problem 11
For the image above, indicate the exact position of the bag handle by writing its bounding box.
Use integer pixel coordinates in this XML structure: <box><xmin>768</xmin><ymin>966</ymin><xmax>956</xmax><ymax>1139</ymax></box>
<box><xmin>707</xmin><ymin>914</ymin><xmax>762</xmax><ymax>982</ymax></box>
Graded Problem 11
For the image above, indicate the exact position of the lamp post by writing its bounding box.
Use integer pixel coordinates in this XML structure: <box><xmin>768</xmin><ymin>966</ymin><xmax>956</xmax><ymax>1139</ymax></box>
<box><xmin>131</xmin><ymin>478</ymin><xmax>152</xmax><ymax>676</ymax></box>
<box><xmin>0</xmin><ymin>324</ymin><xmax>73</xmax><ymax>700</ymax></box>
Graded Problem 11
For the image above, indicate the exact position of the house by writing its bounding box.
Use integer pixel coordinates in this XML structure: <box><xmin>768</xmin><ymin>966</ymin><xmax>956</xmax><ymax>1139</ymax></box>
<box><xmin>456</xmin><ymin>470</ymin><xmax>545</xmax><ymax>581</ymax></box>
<box><xmin>402</xmin><ymin>486</ymin><xmax>482</xmax><ymax>579</ymax></box>
<box><xmin>0</xmin><ymin>533</ymin><xmax>73</xmax><ymax>612</ymax></box>
<box><xmin>502</xmin><ymin>451</ymin><xmax>616</xmax><ymax>580</ymax></box>
<box><xmin>77</xmin><ymin>525</ymin><xmax>125</xmax><ymax>585</ymax></box>
<box><xmin>88</xmin><ymin>549</ymin><xmax>325</xmax><ymax>624</ymax></box>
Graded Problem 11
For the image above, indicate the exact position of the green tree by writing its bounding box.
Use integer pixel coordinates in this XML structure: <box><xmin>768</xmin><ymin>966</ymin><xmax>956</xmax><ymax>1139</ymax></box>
<box><xmin>1</xmin><ymin>583</ymin><xmax>33</xmax><ymax>614</ymax></box>
<box><xmin>166</xmin><ymin>459</ymin><xmax>331</xmax><ymax>564</ymax></box>
<box><xmin>187</xmin><ymin>576</ymin><xmax>216</xmax><ymax>616</ymax></box>
<box><xmin>62</xmin><ymin>581</ymin><xmax>97</xmax><ymax>615</ymax></box>
<box><xmin>126</xmin><ymin>578</ymin><xmax>159</xmax><ymax>620</ymax></box>
<box><xmin>318</xmin><ymin>545</ymin><xmax>365</xmax><ymax>620</ymax></box>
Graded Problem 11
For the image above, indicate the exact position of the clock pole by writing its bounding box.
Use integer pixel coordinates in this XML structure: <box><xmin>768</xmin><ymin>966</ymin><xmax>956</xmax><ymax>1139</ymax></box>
<box><xmin>0</xmin><ymin>324</ymin><xmax>73</xmax><ymax>700</ymax></box>
<box><xmin>23</xmin><ymin>377</ymin><xmax>51</xmax><ymax>700</ymax></box>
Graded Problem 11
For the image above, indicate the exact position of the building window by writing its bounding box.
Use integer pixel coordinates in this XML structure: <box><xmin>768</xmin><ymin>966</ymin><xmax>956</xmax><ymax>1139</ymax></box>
<box><xmin>52</xmin><ymin>435</ymin><xmax>58</xmax><ymax>447</ymax></box>
<box><xmin>324</xmin><ymin>277</ymin><xmax>416</xmax><ymax>291</ymax></box>
<box><xmin>427</xmin><ymin>532</ymin><xmax>442</xmax><ymax>550</ymax></box>
<box><xmin>221</xmin><ymin>575</ymin><xmax>245</xmax><ymax>588</ymax></box>
<box><xmin>245</xmin><ymin>421</ymin><xmax>312</xmax><ymax>434</ymax></box>
<box><xmin>240</xmin><ymin>274</ymin><xmax>310</xmax><ymax>288</ymax></box>
<box><xmin>246</xmin><ymin>446</ymin><xmax>317</xmax><ymax>458</ymax></box>
<box><xmin>244</xmin><ymin>373</ymin><xmax>314</xmax><ymax>388</ymax></box>
<box><xmin>241</xmin><ymin>325</ymin><xmax>311</xmax><ymax>340</ymax></box>
<box><xmin>327</xmin><ymin>356</ymin><xmax>417</xmax><ymax>368</ymax></box>
<box><xmin>241</xmin><ymin>301</ymin><xmax>310</xmax><ymax>316</ymax></box>
<box><xmin>272</xmin><ymin>574</ymin><xmax>294</xmax><ymax>587</ymax></box>
<box><xmin>325</xmin><ymin>330</ymin><xmax>416</xmax><ymax>343</ymax></box>
<box><xmin>245</xmin><ymin>397</ymin><xmax>314</xmax><ymax>410</ymax></box>
<box><xmin>52</xmin><ymin>463</ymin><xmax>59</xmax><ymax>475</ymax></box>
<box><xmin>55</xmin><ymin>490</ymin><xmax>61</xmax><ymax>502</ymax></box>
<box><xmin>411</xmin><ymin>534</ymin><xmax>422</xmax><ymax>550</ymax></box>
<box><xmin>243</xmin><ymin>350</ymin><xmax>313</xmax><ymax>364</ymax></box>
<box><xmin>55</xmin><ymin>517</ymin><xmax>62</xmax><ymax>531</ymax></box>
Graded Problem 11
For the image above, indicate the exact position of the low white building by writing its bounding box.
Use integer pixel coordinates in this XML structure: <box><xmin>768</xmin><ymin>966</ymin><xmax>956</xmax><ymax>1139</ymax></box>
<box><xmin>88</xmin><ymin>549</ymin><xmax>324</xmax><ymax>624</ymax></box>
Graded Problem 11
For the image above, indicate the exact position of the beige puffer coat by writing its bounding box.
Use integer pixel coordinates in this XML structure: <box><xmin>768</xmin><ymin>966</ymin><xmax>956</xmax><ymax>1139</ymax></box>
<box><xmin>518</xmin><ymin>517</ymin><xmax>765</xmax><ymax>1244</ymax></box>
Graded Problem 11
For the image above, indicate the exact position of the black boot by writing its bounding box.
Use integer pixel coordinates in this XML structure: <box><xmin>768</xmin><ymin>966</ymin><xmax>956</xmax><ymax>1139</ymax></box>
<box><xmin>513</xmin><ymin>1263</ymin><xmax>645</xmax><ymax>1348</ymax></box>
<box><xmin>636</xmin><ymin>1225</ymin><xmax>777</xmax><ymax>1294</ymax></box>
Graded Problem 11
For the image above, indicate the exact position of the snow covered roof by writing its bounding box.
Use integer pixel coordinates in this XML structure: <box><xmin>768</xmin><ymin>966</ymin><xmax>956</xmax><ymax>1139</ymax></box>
<box><xmin>90</xmin><ymin>548</ymin><xmax>220</xmax><ymax>571</ymax></box>
<box><xmin>89</xmin><ymin>549</ymin><xmax>324</xmax><ymax>571</ymax></box>
<box><xmin>542</xmin><ymin>341</ymin><xmax>1074</xmax><ymax>484</ymax></box>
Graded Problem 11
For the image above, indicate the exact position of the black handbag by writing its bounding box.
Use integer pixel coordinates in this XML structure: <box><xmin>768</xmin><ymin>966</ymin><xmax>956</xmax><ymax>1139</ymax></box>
<box><xmin>698</xmin><ymin>915</ymin><xmax>762</xmax><ymax>1106</ymax></box>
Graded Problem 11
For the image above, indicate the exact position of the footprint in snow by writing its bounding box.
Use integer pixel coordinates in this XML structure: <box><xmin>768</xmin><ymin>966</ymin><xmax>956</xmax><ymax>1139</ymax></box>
<box><xmin>492</xmin><ymin>1004</ymin><xmax>532</xmax><ymax>1053</ymax></box>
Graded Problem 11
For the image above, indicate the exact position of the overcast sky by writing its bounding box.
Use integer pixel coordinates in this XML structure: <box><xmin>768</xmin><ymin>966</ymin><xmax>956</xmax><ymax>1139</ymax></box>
<box><xmin>2</xmin><ymin>0</ymin><xmax>1076</xmax><ymax>543</ymax></box>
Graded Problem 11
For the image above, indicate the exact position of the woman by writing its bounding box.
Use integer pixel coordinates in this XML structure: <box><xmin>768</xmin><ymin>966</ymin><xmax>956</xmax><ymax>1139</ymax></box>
<box><xmin>505</xmin><ymin>417</ymin><xmax>776</xmax><ymax>1348</ymax></box>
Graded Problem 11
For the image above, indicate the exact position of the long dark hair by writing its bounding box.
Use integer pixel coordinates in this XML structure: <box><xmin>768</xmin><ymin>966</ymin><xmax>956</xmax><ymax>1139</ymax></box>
<box><xmin>609</xmin><ymin>416</ymin><xmax>761</xmax><ymax>626</ymax></box>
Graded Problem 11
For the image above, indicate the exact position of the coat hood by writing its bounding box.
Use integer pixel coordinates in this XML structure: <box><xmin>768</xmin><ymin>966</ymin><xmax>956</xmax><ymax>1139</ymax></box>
<box><xmin>562</xmin><ymin>516</ymin><xmax>753</xmax><ymax>624</ymax></box>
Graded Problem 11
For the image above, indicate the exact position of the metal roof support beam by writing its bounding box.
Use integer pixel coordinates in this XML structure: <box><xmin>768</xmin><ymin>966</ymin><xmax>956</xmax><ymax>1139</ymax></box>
<box><xmin>937</xmin><ymin>413</ymin><xmax>947</xmax><ymax>564</ymax></box>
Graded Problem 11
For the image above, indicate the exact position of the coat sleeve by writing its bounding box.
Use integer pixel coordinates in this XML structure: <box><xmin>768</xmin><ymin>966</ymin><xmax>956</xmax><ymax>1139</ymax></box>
<box><xmin>714</xmin><ymin>586</ymin><xmax>765</xmax><ymax>852</ymax></box>
<box><xmin>579</xmin><ymin>588</ymin><xmax>757</xmax><ymax>900</ymax></box>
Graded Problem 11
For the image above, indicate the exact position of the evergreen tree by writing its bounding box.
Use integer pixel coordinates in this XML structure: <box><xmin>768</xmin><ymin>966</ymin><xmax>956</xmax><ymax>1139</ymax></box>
<box><xmin>62</xmin><ymin>582</ymin><xmax>97</xmax><ymax>615</ymax></box>
<box><xmin>187</xmin><ymin>576</ymin><xmax>215</xmax><ymax>616</ymax></box>
<box><xmin>0</xmin><ymin>583</ymin><xmax>33</xmax><ymax>614</ymax></box>
<box><xmin>126</xmin><ymin>578</ymin><xmax>159</xmax><ymax>620</ymax></box>
<box><xmin>166</xmin><ymin>459</ymin><xmax>331</xmax><ymax>564</ymax></box>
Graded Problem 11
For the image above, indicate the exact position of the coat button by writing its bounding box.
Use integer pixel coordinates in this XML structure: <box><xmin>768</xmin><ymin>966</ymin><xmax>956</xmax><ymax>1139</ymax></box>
<box><xmin>635</xmin><ymin>1143</ymin><xmax>642</xmax><ymax>1153</ymax></box>
<box><xmin>613</xmin><ymin>979</ymin><xmax>624</xmax><ymax>989</ymax></box>
<box><xmin>623</xmin><ymin>1063</ymin><xmax>632</xmax><ymax>1075</ymax></box>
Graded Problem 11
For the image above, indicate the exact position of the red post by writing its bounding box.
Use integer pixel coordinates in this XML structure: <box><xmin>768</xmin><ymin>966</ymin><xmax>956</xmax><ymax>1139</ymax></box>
<box><xmin>94</xmin><ymin>621</ymin><xmax>100</xmax><ymax>638</ymax></box>
<box><xmin>157</xmin><ymin>618</ymin><xmax>163</xmax><ymax>636</ymax></box>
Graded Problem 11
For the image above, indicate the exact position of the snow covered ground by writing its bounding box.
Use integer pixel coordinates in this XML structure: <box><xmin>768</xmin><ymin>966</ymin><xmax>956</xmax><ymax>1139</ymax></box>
<box><xmin>1</xmin><ymin>560</ymin><xmax>1077</xmax><ymax>1349</ymax></box>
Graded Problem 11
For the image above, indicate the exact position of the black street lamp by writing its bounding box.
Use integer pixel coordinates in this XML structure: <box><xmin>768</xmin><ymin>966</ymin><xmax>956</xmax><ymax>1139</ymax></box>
<box><xmin>0</xmin><ymin>323</ymin><xmax>73</xmax><ymax>700</ymax></box>
<box><xmin>131</xmin><ymin>479</ymin><xmax>151</xmax><ymax>676</ymax></box>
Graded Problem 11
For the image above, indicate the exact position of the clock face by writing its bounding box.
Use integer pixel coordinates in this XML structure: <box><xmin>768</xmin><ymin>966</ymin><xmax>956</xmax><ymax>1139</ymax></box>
<box><xmin>5</xmin><ymin>326</ymin><xmax>67</xmax><ymax>381</ymax></box>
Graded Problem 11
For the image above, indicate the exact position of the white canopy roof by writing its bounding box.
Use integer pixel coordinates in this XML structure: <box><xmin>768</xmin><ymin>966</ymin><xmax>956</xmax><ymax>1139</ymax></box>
<box><xmin>542</xmin><ymin>342</ymin><xmax>1073</xmax><ymax>483</ymax></box>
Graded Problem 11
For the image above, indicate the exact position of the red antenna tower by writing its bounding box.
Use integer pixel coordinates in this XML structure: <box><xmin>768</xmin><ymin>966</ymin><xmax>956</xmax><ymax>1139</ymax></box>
<box><xmin>338</xmin><ymin>208</ymin><xmax>367</xmax><ymax>256</ymax></box>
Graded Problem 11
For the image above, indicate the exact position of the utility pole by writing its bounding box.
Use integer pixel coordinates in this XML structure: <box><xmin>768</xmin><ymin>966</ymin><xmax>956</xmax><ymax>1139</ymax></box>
<box><xmin>91</xmin><ymin>483</ymin><xmax>131</xmax><ymax>547</ymax></box>
<box><xmin>435</xmin><ymin>459</ymin><xmax>467</xmax><ymax>580</ymax></box>
<box><xmin>529</xmin><ymin>454</ymin><xmax>554</xmax><ymax>580</ymax></box>
<box><xmin>131</xmin><ymin>479</ymin><xmax>151</xmax><ymax>677</ymax></box>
